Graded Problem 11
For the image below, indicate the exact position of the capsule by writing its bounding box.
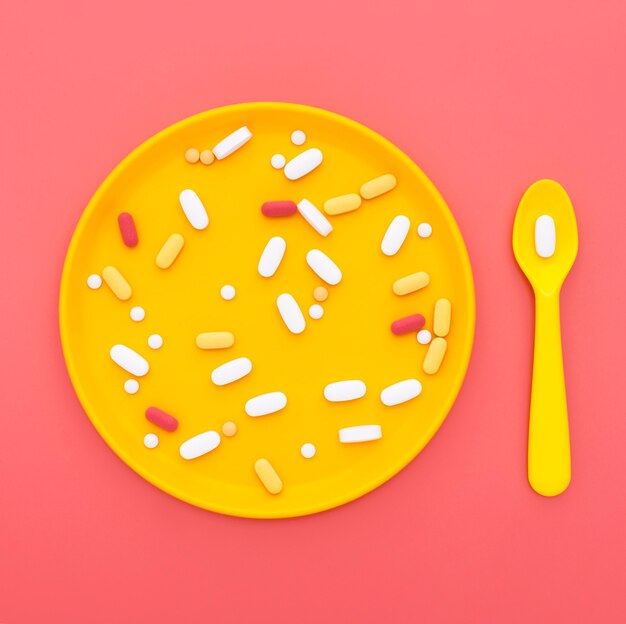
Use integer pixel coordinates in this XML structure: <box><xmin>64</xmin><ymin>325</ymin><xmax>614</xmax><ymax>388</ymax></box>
<box><xmin>102</xmin><ymin>266</ymin><xmax>132</xmax><ymax>300</ymax></box>
<box><xmin>380</xmin><ymin>379</ymin><xmax>422</xmax><ymax>406</ymax></box>
<box><xmin>423</xmin><ymin>337</ymin><xmax>447</xmax><ymax>374</ymax></box>
<box><xmin>381</xmin><ymin>215</ymin><xmax>410</xmax><ymax>256</ymax></box>
<box><xmin>324</xmin><ymin>380</ymin><xmax>367</xmax><ymax>402</ymax></box>
<box><xmin>306</xmin><ymin>249</ymin><xmax>342</xmax><ymax>285</ymax></box>
<box><xmin>360</xmin><ymin>174</ymin><xmax>396</xmax><ymax>199</ymax></box>
<box><xmin>117</xmin><ymin>213</ymin><xmax>138</xmax><ymax>247</ymax></box>
<box><xmin>196</xmin><ymin>332</ymin><xmax>235</xmax><ymax>350</ymax></box>
<box><xmin>110</xmin><ymin>344</ymin><xmax>149</xmax><ymax>376</ymax></box>
<box><xmin>156</xmin><ymin>233</ymin><xmax>184</xmax><ymax>269</ymax></box>
<box><xmin>392</xmin><ymin>272</ymin><xmax>430</xmax><ymax>296</ymax></box>
<box><xmin>433</xmin><ymin>299</ymin><xmax>451</xmax><ymax>337</ymax></box>
<box><xmin>284</xmin><ymin>148</ymin><xmax>323</xmax><ymax>180</ymax></box>
<box><xmin>211</xmin><ymin>357</ymin><xmax>252</xmax><ymax>386</ymax></box>
<box><xmin>277</xmin><ymin>294</ymin><xmax>306</xmax><ymax>334</ymax></box>
<box><xmin>245</xmin><ymin>392</ymin><xmax>287</xmax><ymax>417</ymax></box>
<box><xmin>145</xmin><ymin>406</ymin><xmax>178</xmax><ymax>431</ymax></box>
<box><xmin>261</xmin><ymin>201</ymin><xmax>297</xmax><ymax>217</ymax></box>
<box><xmin>180</xmin><ymin>431</ymin><xmax>221</xmax><ymax>460</ymax></box>
<box><xmin>254</xmin><ymin>458</ymin><xmax>283</xmax><ymax>494</ymax></box>
<box><xmin>179</xmin><ymin>189</ymin><xmax>209</xmax><ymax>230</ymax></box>
<box><xmin>535</xmin><ymin>215</ymin><xmax>556</xmax><ymax>258</ymax></box>
<box><xmin>258</xmin><ymin>237</ymin><xmax>286</xmax><ymax>278</ymax></box>
<box><xmin>391</xmin><ymin>314</ymin><xmax>425</xmax><ymax>335</ymax></box>
<box><xmin>323</xmin><ymin>193</ymin><xmax>361</xmax><ymax>215</ymax></box>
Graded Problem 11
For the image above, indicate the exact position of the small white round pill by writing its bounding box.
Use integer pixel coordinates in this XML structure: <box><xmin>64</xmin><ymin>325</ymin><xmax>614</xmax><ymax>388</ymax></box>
<box><xmin>417</xmin><ymin>223</ymin><xmax>433</xmax><ymax>238</ymax></box>
<box><xmin>143</xmin><ymin>433</ymin><xmax>159</xmax><ymax>449</ymax></box>
<box><xmin>148</xmin><ymin>334</ymin><xmax>163</xmax><ymax>349</ymax></box>
<box><xmin>124</xmin><ymin>379</ymin><xmax>139</xmax><ymax>394</ymax></box>
<box><xmin>309</xmin><ymin>304</ymin><xmax>324</xmax><ymax>320</ymax></box>
<box><xmin>87</xmin><ymin>274</ymin><xmax>102</xmax><ymax>289</ymax></box>
<box><xmin>130</xmin><ymin>306</ymin><xmax>145</xmax><ymax>321</ymax></box>
<box><xmin>417</xmin><ymin>329</ymin><xmax>432</xmax><ymax>345</ymax></box>
<box><xmin>220</xmin><ymin>285</ymin><xmax>236</xmax><ymax>300</ymax></box>
<box><xmin>301</xmin><ymin>443</ymin><xmax>316</xmax><ymax>458</ymax></box>
<box><xmin>271</xmin><ymin>153</ymin><xmax>286</xmax><ymax>169</ymax></box>
<box><xmin>291</xmin><ymin>130</ymin><xmax>306</xmax><ymax>145</ymax></box>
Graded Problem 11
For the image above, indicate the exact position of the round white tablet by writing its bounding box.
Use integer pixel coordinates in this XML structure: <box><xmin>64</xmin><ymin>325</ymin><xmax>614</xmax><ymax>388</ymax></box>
<box><xmin>291</xmin><ymin>130</ymin><xmax>306</xmax><ymax>145</ymax></box>
<box><xmin>124</xmin><ymin>379</ymin><xmax>139</xmax><ymax>394</ymax></box>
<box><xmin>130</xmin><ymin>306</ymin><xmax>145</xmax><ymax>321</ymax></box>
<box><xmin>87</xmin><ymin>274</ymin><xmax>102</xmax><ymax>289</ymax></box>
<box><xmin>417</xmin><ymin>329</ymin><xmax>432</xmax><ymax>345</ymax></box>
<box><xmin>271</xmin><ymin>153</ymin><xmax>286</xmax><ymax>169</ymax></box>
<box><xmin>143</xmin><ymin>433</ymin><xmax>159</xmax><ymax>449</ymax></box>
<box><xmin>301</xmin><ymin>443</ymin><xmax>316</xmax><ymax>458</ymax></box>
<box><xmin>220</xmin><ymin>285</ymin><xmax>236</xmax><ymax>300</ymax></box>
<box><xmin>309</xmin><ymin>304</ymin><xmax>324</xmax><ymax>319</ymax></box>
<box><xmin>148</xmin><ymin>334</ymin><xmax>163</xmax><ymax>349</ymax></box>
<box><xmin>417</xmin><ymin>223</ymin><xmax>433</xmax><ymax>238</ymax></box>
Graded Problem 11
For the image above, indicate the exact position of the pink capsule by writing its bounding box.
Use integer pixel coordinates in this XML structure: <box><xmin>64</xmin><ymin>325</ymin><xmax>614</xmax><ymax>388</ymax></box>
<box><xmin>145</xmin><ymin>407</ymin><xmax>178</xmax><ymax>431</ymax></box>
<box><xmin>391</xmin><ymin>314</ymin><xmax>426</xmax><ymax>335</ymax></box>
<box><xmin>118</xmin><ymin>212</ymin><xmax>138</xmax><ymax>247</ymax></box>
<box><xmin>261</xmin><ymin>201</ymin><xmax>297</xmax><ymax>217</ymax></box>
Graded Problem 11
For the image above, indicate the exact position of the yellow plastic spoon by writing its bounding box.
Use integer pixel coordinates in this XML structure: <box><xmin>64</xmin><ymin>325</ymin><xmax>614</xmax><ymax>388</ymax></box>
<box><xmin>513</xmin><ymin>179</ymin><xmax>578</xmax><ymax>496</ymax></box>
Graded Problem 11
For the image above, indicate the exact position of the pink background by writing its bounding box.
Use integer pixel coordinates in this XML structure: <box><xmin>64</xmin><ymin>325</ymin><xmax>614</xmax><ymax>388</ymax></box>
<box><xmin>1</xmin><ymin>0</ymin><xmax>625</xmax><ymax>622</ymax></box>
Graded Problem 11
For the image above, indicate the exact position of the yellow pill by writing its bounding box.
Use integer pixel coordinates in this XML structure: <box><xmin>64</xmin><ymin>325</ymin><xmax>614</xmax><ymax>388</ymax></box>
<box><xmin>360</xmin><ymin>174</ymin><xmax>397</xmax><ymax>199</ymax></box>
<box><xmin>185</xmin><ymin>148</ymin><xmax>200</xmax><ymax>163</ymax></box>
<box><xmin>222</xmin><ymin>421</ymin><xmax>237</xmax><ymax>437</ymax></box>
<box><xmin>313</xmin><ymin>286</ymin><xmax>329</xmax><ymax>302</ymax></box>
<box><xmin>434</xmin><ymin>298</ymin><xmax>451</xmax><ymax>337</ymax></box>
<box><xmin>323</xmin><ymin>193</ymin><xmax>361</xmax><ymax>215</ymax></box>
<box><xmin>392</xmin><ymin>271</ymin><xmax>430</xmax><ymax>295</ymax></box>
<box><xmin>423</xmin><ymin>337</ymin><xmax>447</xmax><ymax>374</ymax></box>
<box><xmin>196</xmin><ymin>331</ymin><xmax>235</xmax><ymax>350</ymax></box>
<box><xmin>254</xmin><ymin>458</ymin><xmax>283</xmax><ymax>495</ymax></box>
<box><xmin>199</xmin><ymin>149</ymin><xmax>214</xmax><ymax>165</ymax></box>
<box><xmin>102</xmin><ymin>266</ymin><xmax>132</xmax><ymax>301</ymax></box>
<box><xmin>156</xmin><ymin>234</ymin><xmax>184</xmax><ymax>269</ymax></box>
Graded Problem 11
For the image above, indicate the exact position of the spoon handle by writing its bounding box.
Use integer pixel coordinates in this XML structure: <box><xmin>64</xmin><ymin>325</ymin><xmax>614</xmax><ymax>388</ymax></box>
<box><xmin>528</xmin><ymin>290</ymin><xmax>571</xmax><ymax>496</ymax></box>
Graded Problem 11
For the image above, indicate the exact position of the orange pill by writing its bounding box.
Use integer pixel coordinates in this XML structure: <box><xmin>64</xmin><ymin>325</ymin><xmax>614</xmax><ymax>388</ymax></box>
<box><xmin>313</xmin><ymin>286</ymin><xmax>329</xmax><ymax>302</ymax></box>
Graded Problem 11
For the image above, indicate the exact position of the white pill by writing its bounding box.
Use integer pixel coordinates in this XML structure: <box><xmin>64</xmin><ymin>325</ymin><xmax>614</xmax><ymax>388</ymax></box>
<box><xmin>179</xmin><ymin>189</ymin><xmax>209</xmax><ymax>230</ymax></box>
<box><xmin>417</xmin><ymin>329</ymin><xmax>432</xmax><ymax>345</ymax></box>
<box><xmin>306</xmin><ymin>249</ymin><xmax>342</xmax><ymax>285</ymax></box>
<box><xmin>339</xmin><ymin>425</ymin><xmax>382</xmax><ymax>443</ymax></box>
<box><xmin>324</xmin><ymin>380</ymin><xmax>367</xmax><ymax>402</ymax></box>
<box><xmin>220</xmin><ymin>285</ymin><xmax>236</xmax><ymax>300</ymax></box>
<box><xmin>380</xmin><ymin>379</ymin><xmax>422</xmax><ymax>406</ymax></box>
<box><xmin>124</xmin><ymin>379</ymin><xmax>139</xmax><ymax>394</ymax></box>
<box><xmin>143</xmin><ymin>433</ymin><xmax>159</xmax><ymax>449</ymax></box>
<box><xmin>148</xmin><ymin>334</ymin><xmax>163</xmax><ymax>349</ymax></box>
<box><xmin>309</xmin><ymin>304</ymin><xmax>324</xmax><ymax>319</ymax></box>
<box><xmin>296</xmin><ymin>199</ymin><xmax>333</xmax><ymax>237</ymax></box>
<box><xmin>271</xmin><ymin>153</ymin><xmax>286</xmax><ymax>169</ymax></box>
<box><xmin>258</xmin><ymin>236</ymin><xmax>287</xmax><ymax>278</ymax></box>
<box><xmin>535</xmin><ymin>215</ymin><xmax>556</xmax><ymax>258</ymax></box>
<box><xmin>381</xmin><ymin>215</ymin><xmax>411</xmax><ymax>256</ymax></box>
<box><xmin>211</xmin><ymin>126</ymin><xmax>252</xmax><ymax>160</ymax></box>
<box><xmin>245</xmin><ymin>391</ymin><xmax>287</xmax><ymax>417</ymax></box>
<box><xmin>110</xmin><ymin>344</ymin><xmax>150</xmax><ymax>377</ymax></box>
<box><xmin>179</xmin><ymin>430</ymin><xmax>221</xmax><ymax>460</ymax></box>
<box><xmin>417</xmin><ymin>222</ymin><xmax>433</xmax><ymax>238</ymax></box>
<box><xmin>211</xmin><ymin>357</ymin><xmax>252</xmax><ymax>386</ymax></box>
<box><xmin>277</xmin><ymin>294</ymin><xmax>306</xmax><ymax>334</ymax></box>
<box><xmin>284</xmin><ymin>148</ymin><xmax>323</xmax><ymax>180</ymax></box>
<box><xmin>130</xmin><ymin>306</ymin><xmax>145</xmax><ymax>322</ymax></box>
<box><xmin>87</xmin><ymin>274</ymin><xmax>102</xmax><ymax>289</ymax></box>
<box><xmin>301</xmin><ymin>443</ymin><xmax>316</xmax><ymax>458</ymax></box>
<box><xmin>291</xmin><ymin>130</ymin><xmax>306</xmax><ymax>145</ymax></box>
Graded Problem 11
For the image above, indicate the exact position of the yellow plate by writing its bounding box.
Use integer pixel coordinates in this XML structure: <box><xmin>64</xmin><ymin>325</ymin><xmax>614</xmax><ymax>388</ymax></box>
<box><xmin>59</xmin><ymin>103</ymin><xmax>475</xmax><ymax>518</ymax></box>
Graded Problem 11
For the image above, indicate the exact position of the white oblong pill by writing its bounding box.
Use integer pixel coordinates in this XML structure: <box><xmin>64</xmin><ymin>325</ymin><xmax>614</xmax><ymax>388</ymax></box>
<box><xmin>535</xmin><ymin>215</ymin><xmax>556</xmax><ymax>258</ymax></box>
<box><xmin>306</xmin><ymin>249</ymin><xmax>342</xmax><ymax>285</ymax></box>
<box><xmin>110</xmin><ymin>344</ymin><xmax>150</xmax><ymax>377</ymax></box>
<box><xmin>179</xmin><ymin>189</ymin><xmax>209</xmax><ymax>230</ymax></box>
<box><xmin>277</xmin><ymin>294</ymin><xmax>306</xmax><ymax>334</ymax></box>
<box><xmin>338</xmin><ymin>425</ymin><xmax>382</xmax><ymax>443</ymax></box>
<box><xmin>179</xmin><ymin>430</ymin><xmax>221</xmax><ymax>460</ymax></box>
<box><xmin>212</xmin><ymin>126</ymin><xmax>252</xmax><ymax>160</ymax></box>
<box><xmin>284</xmin><ymin>148</ymin><xmax>323</xmax><ymax>180</ymax></box>
<box><xmin>324</xmin><ymin>380</ymin><xmax>367</xmax><ymax>402</ymax></box>
<box><xmin>296</xmin><ymin>199</ymin><xmax>333</xmax><ymax>237</ymax></box>
<box><xmin>258</xmin><ymin>236</ymin><xmax>287</xmax><ymax>278</ymax></box>
<box><xmin>380</xmin><ymin>379</ymin><xmax>422</xmax><ymax>406</ymax></box>
<box><xmin>245</xmin><ymin>391</ymin><xmax>287</xmax><ymax>417</ymax></box>
<box><xmin>211</xmin><ymin>357</ymin><xmax>253</xmax><ymax>386</ymax></box>
<box><xmin>381</xmin><ymin>215</ymin><xmax>411</xmax><ymax>256</ymax></box>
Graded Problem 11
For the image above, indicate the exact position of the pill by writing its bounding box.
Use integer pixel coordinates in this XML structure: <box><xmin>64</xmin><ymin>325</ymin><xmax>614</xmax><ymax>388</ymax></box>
<box><xmin>258</xmin><ymin>236</ymin><xmax>287</xmax><ymax>277</ymax></box>
<box><xmin>392</xmin><ymin>272</ymin><xmax>430</xmax><ymax>295</ymax></box>
<box><xmin>211</xmin><ymin>357</ymin><xmax>252</xmax><ymax>386</ymax></box>
<box><xmin>297</xmin><ymin>199</ymin><xmax>333</xmax><ymax>236</ymax></box>
<box><xmin>535</xmin><ymin>215</ymin><xmax>556</xmax><ymax>258</ymax></box>
<box><xmin>179</xmin><ymin>189</ymin><xmax>209</xmax><ymax>230</ymax></box>
<box><xmin>212</xmin><ymin>126</ymin><xmax>252</xmax><ymax>160</ymax></box>
<box><xmin>417</xmin><ymin>329</ymin><xmax>432</xmax><ymax>345</ymax></box>
<box><xmin>245</xmin><ymin>391</ymin><xmax>287</xmax><ymax>417</ymax></box>
<box><xmin>222</xmin><ymin>421</ymin><xmax>237</xmax><ymax>437</ymax></box>
<box><xmin>417</xmin><ymin>222</ymin><xmax>432</xmax><ymax>238</ymax></box>
<box><xmin>306</xmin><ymin>249</ymin><xmax>342</xmax><ymax>285</ymax></box>
<box><xmin>313</xmin><ymin>286</ymin><xmax>328</xmax><ymax>302</ymax></box>
<box><xmin>323</xmin><ymin>193</ymin><xmax>361</xmax><ymax>215</ymax></box>
<box><xmin>309</xmin><ymin>304</ymin><xmax>324</xmax><ymax>319</ymax></box>
<box><xmin>148</xmin><ymin>334</ymin><xmax>163</xmax><ymax>349</ymax></box>
<box><xmin>271</xmin><ymin>154</ymin><xmax>286</xmax><ymax>169</ymax></box>
<box><xmin>124</xmin><ymin>379</ymin><xmax>139</xmax><ymax>394</ymax></box>
<box><xmin>145</xmin><ymin>406</ymin><xmax>179</xmax><ymax>431</ymax></box>
<box><xmin>423</xmin><ymin>337</ymin><xmax>447</xmax><ymax>374</ymax></box>
<box><xmin>185</xmin><ymin>148</ymin><xmax>200</xmax><ymax>163</ymax></box>
<box><xmin>360</xmin><ymin>174</ymin><xmax>397</xmax><ymax>199</ymax></box>
<box><xmin>261</xmin><ymin>200</ymin><xmax>297</xmax><ymax>217</ymax></box>
<box><xmin>156</xmin><ymin>233</ymin><xmax>184</xmax><ymax>269</ymax></box>
<box><xmin>338</xmin><ymin>425</ymin><xmax>382</xmax><ymax>443</ymax></box>
<box><xmin>199</xmin><ymin>149</ymin><xmax>214</xmax><ymax>165</ymax></box>
<box><xmin>433</xmin><ymin>299</ymin><xmax>451</xmax><ymax>337</ymax></box>
<box><xmin>254</xmin><ymin>458</ymin><xmax>283</xmax><ymax>494</ymax></box>
<box><xmin>87</xmin><ymin>274</ymin><xmax>102</xmax><ymax>289</ymax></box>
<box><xmin>220</xmin><ymin>285</ymin><xmax>236</xmax><ymax>300</ymax></box>
<box><xmin>102</xmin><ymin>266</ymin><xmax>132</xmax><ymax>300</ymax></box>
<box><xmin>291</xmin><ymin>130</ymin><xmax>306</xmax><ymax>145</ymax></box>
<box><xmin>391</xmin><ymin>314</ymin><xmax>425</xmax><ymax>335</ymax></box>
<box><xmin>130</xmin><ymin>306</ymin><xmax>145</xmax><ymax>322</ymax></box>
<box><xmin>110</xmin><ymin>344</ymin><xmax>149</xmax><ymax>377</ymax></box>
<box><xmin>196</xmin><ymin>331</ymin><xmax>235</xmax><ymax>350</ymax></box>
<box><xmin>382</xmin><ymin>215</ymin><xmax>411</xmax><ymax>256</ymax></box>
<box><xmin>143</xmin><ymin>433</ymin><xmax>159</xmax><ymax>449</ymax></box>
<box><xmin>180</xmin><ymin>430</ymin><xmax>221</xmax><ymax>460</ymax></box>
<box><xmin>277</xmin><ymin>293</ymin><xmax>306</xmax><ymax>334</ymax></box>
<box><xmin>117</xmin><ymin>212</ymin><xmax>138</xmax><ymax>247</ymax></box>
<box><xmin>380</xmin><ymin>379</ymin><xmax>422</xmax><ymax>406</ymax></box>
<box><xmin>324</xmin><ymin>380</ymin><xmax>366</xmax><ymax>402</ymax></box>
<box><xmin>301</xmin><ymin>443</ymin><xmax>316</xmax><ymax>459</ymax></box>
<box><xmin>284</xmin><ymin>148</ymin><xmax>323</xmax><ymax>181</ymax></box>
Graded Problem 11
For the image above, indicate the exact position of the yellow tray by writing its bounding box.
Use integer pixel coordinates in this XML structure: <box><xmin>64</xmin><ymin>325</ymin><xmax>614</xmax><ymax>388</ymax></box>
<box><xmin>59</xmin><ymin>103</ymin><xmax>475</xmax><ymax>518</ymax></box>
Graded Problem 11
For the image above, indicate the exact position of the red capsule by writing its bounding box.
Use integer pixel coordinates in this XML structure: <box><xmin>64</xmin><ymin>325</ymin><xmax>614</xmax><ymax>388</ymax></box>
<box><xmin>145</xmin><ymin>407</ymin><xmax>178</xmax><ymax>431</ymax></box>
<box><xmin>391</xmin><ymin>314</ymin><xmax>425</xmax><ymax>335</ymax></box>
<box><xmin>118</xmin><ymin>212</ymin><xmax>138</xmax><ymax>247</ymax></box>
<box><xmin>261</xmin><ymin>201</ymin><xmax>297</xmax><ymax>217</ymax></box>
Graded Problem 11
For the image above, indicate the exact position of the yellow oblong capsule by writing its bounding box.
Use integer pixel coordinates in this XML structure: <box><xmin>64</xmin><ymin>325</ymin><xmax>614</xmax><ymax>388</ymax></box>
<box><xmin>156</xmin><ymin>233</ymin><xmax>184</xmax><ymax>269</ymax></box>
<box><xmin>102</xmin><ymin>266</ymin><xmax>132</xmax><ymax>300</ymax></box>
<box><xmin>254</xmin><ymin>458</ymin><xmax>283</xmax><ymax>495</ymax></box>
<box><xmin>323</xmin><ymin>193</ymin><xmax>362</xmax><ymax>215</ymax></box>
<box><xmin>195</xmin><ymin>332</ymin><xmax>235</xmax><ymax>350</ymax></box>
<box><xmin>392</xmin><ymin>271</ymin><xmax>430</xmax><ymax>296</ymax></box>
<box><xmin>434</xmin><ymin>298</ymin><xmax>451</xmax><ymax>337</ymax></box>
<box><xmin>360</xmin><ymin>174</ymin><xmax>397</xmax><ymax>199</ymax></box>
<box><xmin>423</xmin><ymin>337</ymin><xmax>447</xmax><ymax>374</ymax></box>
